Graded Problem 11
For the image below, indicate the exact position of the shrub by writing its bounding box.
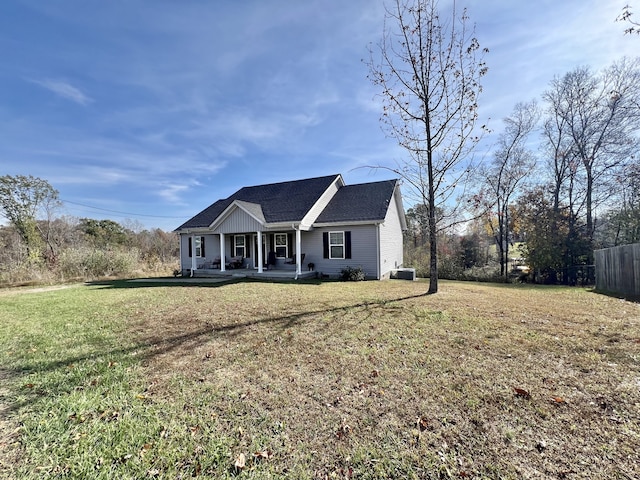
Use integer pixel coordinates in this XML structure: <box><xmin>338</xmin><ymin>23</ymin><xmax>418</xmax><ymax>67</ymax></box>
<box><xmin>460</xmin><ymin>265</ymin><xmax>503</xmax><ymax>283</ymax></box>
<box><xmin>340</xmin><ymin>266</ymin><xmax>366</xmax><ymax>281</ymax></box>
<box><xmin>59</xmin><ymin>247</ymin><xmax>139</xmax><ymax>280</ymax></box>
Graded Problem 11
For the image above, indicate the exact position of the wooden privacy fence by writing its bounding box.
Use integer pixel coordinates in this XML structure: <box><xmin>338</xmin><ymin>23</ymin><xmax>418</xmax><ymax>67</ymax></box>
<box><xmin>594</xmin><ymin>243</ymin><xmax>640</xmax><ymax>298</ymax></box>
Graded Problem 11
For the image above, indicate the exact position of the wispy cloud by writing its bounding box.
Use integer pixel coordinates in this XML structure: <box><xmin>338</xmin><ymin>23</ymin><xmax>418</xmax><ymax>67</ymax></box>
<box><xmin>30</xmin><ymin>78</ymin><xmax>93</xmax><ymax>105</ymax></box>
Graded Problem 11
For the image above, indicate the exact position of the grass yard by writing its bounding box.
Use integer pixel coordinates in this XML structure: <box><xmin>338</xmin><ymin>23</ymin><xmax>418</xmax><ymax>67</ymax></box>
<box><xmin>0</xmin><ymin>279</ymin><xmax>639</xmax><ymax>479</ymax></box>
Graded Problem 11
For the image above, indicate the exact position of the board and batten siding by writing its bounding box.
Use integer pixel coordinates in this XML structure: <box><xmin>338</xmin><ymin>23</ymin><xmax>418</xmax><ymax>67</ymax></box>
<box><xmin>214</xmin><ymin>207</ymin><xmax>264</xmax><ymax>234</ymax></box>
<box><xmin>595</xmin><ymin>243</ymin><xmax>640</xmax><ymax>298</ymax></box>
<box><xmin>378</xmin><ymin>195</ymin><xmax>405</xmax><ymax>279</ymax></box>
<box><xmin>305</xmin><ymin>225</ymin><xmax>379</xmax><ymax>279</ymax></box>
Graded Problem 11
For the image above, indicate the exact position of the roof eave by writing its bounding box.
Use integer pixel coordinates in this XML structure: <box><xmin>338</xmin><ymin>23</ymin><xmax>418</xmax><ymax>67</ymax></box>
<box><xmin>313</xmin><ymin>219</ymin><xmax>383</xmax><ymax>228</ymax></box>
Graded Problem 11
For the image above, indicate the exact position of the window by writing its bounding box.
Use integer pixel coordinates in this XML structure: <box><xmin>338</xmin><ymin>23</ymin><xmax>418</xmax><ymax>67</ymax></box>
<box><xmin>323</xmin><ymin>231</ymin><xmax>351</xmax><ymax>259</ymax></box>
<box><xmin>234</xmin><ymin>235</ymin><xmax>246</xmax><ymax>257</ymax></box>
<box><xmin>329</xmin><ymin>231</ymin><xmax>344</xmax><ymax>259</ymax></box>
<box><xmin>191</xmin><ymin>236</ymin><xmax>205</xmax><ymax>257</ymax></box>
<box><xmin>274</xmin><ymin>233</ymin><xmax>288</xmax><ymax>258</ymax></box>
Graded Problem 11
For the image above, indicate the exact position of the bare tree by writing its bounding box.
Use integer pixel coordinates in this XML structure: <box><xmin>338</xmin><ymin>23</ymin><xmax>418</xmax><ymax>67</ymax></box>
<box><xmin>368</xmin><ymin>0</ymin><xmax>487</xmax><ymax>293</ymax></box>
<box><xmin>542</xmin><ymin>80</ymin><xmax>584</xmax><ymax>216</ymax></box>
<box><xmin>547</xmin><ymin>59</ymin><xmax>640</xmax><ymax>249</ymax></box>
<box><xmin>482</xmin><ymin>101</ymin><xmax>538</xmax><ymax>280</ymax></box>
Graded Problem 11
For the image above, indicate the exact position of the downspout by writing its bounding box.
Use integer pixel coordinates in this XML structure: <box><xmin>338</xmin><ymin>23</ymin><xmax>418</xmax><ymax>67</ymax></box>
<box><xmin>376</xmin><ymin>223</ymin><xmax>381</xmax><ymax>280</ymax></box>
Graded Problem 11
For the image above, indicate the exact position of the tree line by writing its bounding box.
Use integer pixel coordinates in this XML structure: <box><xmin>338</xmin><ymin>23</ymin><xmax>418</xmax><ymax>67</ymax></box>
<box><xmin>0</xmin><ymin>174</ymin><xmax>179</xmax><ymax>285</ymax></box>
<box><xmin>403</xmin><ymin>57</ymin><xmax>640</xmax><ymax>285</ymax></box>
<box><xmin>370</xmin><ymin>1</ymin><xmax>639</xmax><ymax>290</ymax></box>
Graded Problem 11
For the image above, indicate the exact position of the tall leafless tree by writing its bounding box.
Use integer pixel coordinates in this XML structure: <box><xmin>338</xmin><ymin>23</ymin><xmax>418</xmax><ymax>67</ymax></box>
<box><xmin>545</xmin><ymin>59</ymin><xmax>640</xmax><ymax>252</ymax></box>
<box><xmin>482</xmin><ymin>101</ymin><xmax>538</xmax><ymax>280</ymax></box>
<box><xmin>367</xmin><ymin>0</ymin><xmax>487</xmax><ymax>293</ymax></box>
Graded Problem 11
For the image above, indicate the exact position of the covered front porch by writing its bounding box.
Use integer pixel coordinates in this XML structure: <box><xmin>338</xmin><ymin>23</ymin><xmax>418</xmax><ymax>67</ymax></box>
<box><xmin>189</xmin><ymin>265</ymin><xmax>317</xmax><ymax>281</ymax></box>
<box><xmin>184</xmin><ymin>228</ymin><xmax>309</xmax><ymax>277</ymax></box>
<box><xmin>181</xmin><ymin>198</ymin><xmax>312</xmax><ymax>277</ymax></box>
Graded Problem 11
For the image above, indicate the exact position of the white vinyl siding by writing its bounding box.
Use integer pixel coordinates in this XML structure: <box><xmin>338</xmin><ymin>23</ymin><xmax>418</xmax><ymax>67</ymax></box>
<box><xmin>378</xmin><ymin>190</ymin><xmax>405</xmax><ymax>278</ymax></box>
<box><xmin>307</xmin><ymin>226</ymin><xmax>378</xmax><ymax>278</ymax></box>
<box><xmin>180</xmin><ymin>234</ymin><xmax>220</xmax><ymax>271</ymax></box>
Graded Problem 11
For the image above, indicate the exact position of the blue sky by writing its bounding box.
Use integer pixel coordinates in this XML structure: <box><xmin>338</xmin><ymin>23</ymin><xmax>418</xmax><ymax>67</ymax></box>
<box><xmin>1</xmin><ymin>0</ymin><xmax>637</xmax><ymax>231</ymax></box>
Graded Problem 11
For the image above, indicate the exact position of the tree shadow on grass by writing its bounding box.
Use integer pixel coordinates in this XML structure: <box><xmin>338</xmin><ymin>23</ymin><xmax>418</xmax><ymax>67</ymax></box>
<box><xmin>3</xmin><ymin>286</ymin><xmax>428</xmax><ymax>415</ymax></box>
<box><xmin>86</xmin><ymin>276</ymin><xmax>327</xmax><ymax>289</ymax></box>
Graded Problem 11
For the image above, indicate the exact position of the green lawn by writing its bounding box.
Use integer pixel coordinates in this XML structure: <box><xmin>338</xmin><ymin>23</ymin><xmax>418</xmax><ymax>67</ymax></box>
<box><xmin>0</xmin><ymin>279</ymin><xmax>639</xmax><ymax>479</ymax></box>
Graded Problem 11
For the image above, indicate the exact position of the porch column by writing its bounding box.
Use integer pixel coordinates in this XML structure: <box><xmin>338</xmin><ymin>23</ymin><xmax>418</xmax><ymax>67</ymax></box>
<box><xmin>190</xmin><ymin>234</ymin><xmax>197</xmax><ymax>277</ymax></box>
<box><xmin>220</xmin><ymin>233</ymin><xmax>226</xmax><ymax>272</ymax></box>
<box><xmin>257</xmin><ymin>231</ymin><xmax>263</xmax><ymax>274</ymax></box>
<box><xmin>295</xmin><ymin>228</ymin><xmax>302</xmax><ymax>276</ymax></box>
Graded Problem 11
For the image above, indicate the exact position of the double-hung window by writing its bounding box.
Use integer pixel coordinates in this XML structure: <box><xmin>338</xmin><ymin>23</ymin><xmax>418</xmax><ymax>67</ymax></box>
<box><xmin>329</xmin><ymin>231</ymin><xmax>344</xmax><ymax>259</ymax></box>
<box><xmin>274</xmin><ymin>233</ymin><xmax>288</xmax><ymax>258</ymax></box>
<box><xmin>193</xmin><ymin>236</ymin><xmax>204</xmax><ymax>257</ymax></box>
<box><xmin>234</xmin><ymin>235</ymin><xmax>245</xmax><ymax>257</ymax></box>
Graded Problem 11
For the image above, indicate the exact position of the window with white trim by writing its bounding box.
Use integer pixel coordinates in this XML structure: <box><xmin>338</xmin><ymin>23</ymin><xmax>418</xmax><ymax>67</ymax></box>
<box><xmin>274</xmin><ymin>233</ymin><xmax>288</xmax><ymax>258</ymax></box>
<box><xmin>329</xmin><ymin>231</ymin><xmax>344</xmax><ymax>259</ymax></box>
<box><xmin>234</xmin><ymin>235</ymin><xmax>245</xmax><ymax>257</ymax></box>
<box><xmin>194</xmin><ymin>236</ymin><xmax>204</xmax><ymax>257</ymax></box>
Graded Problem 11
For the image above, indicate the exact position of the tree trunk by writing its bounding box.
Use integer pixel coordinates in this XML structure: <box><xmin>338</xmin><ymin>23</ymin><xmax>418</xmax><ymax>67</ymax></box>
<box><xmin>428</xmin><ymin>201</ymin><xmax>438</xmax><ymax>294</ymax></box>
<box><xmin>428</xmin><ymin>149</ymin><xmax>438</xmax><ymax>294</ymax></box>
<box><xmin>504</xmin><ymin>210</ymin><xmax>510</xmax><ymax>282</ymax></box>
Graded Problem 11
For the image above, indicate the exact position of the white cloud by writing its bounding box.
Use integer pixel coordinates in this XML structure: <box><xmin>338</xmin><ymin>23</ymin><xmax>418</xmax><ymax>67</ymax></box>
<box><xmin>29</xmin><ymin>78</ymin><xmax>93</xmax><ymax>105</ymax></box>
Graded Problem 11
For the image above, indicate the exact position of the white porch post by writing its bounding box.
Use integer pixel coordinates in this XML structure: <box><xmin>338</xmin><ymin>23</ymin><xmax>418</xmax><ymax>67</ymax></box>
<box><xmin>295</xmin><ymin>228</ymin><xmax>302</xmax><ymax>276</ymax></box>
<box><xmin>190</xmin><ymin>234</ymin><xmax>197</xmax><ymax>277</ymax></box>
<box><xmin>220</xmin><ymin>233</ymin><xmax>226</xmax><ymax>272</ymax></box>
<box><xmin>257</xmin><ymin>231</ymin><xmax>263</xmax><ymax>273</ymax></box>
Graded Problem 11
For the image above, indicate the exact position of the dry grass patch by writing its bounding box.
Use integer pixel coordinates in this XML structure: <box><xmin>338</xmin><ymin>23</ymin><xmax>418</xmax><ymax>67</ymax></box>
<box><xmin>1</xmin><ymin>280</ymin><xmax>638</xmax><ymax>478</ymax></box>
<box><xmin>125</xmin><ymin>280</ymin><xmax>640</xmax><ymax>479</ymax></box>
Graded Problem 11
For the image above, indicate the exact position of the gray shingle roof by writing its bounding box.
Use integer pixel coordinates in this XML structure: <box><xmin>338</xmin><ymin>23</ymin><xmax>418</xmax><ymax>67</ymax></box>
<box><xmin>314</xmin><ymin>179</ymin><xmax>398</xmax><ymax>223</ymax></box>
<box><xmin>175</xmin><ymin>174</ymin><xmax>341</xmax><ymax>230</ymax></box>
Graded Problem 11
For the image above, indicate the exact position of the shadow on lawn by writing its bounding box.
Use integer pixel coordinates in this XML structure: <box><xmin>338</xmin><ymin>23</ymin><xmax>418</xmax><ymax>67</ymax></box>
<box><xmin>4</xmin><ymin>285</ymin><xmax>428</xmax><ymax>414</ymax></box>
<box><xmin>86</xmin><ymin>277</ymin><xmax>326</xmax><ymax>289</ymax></box>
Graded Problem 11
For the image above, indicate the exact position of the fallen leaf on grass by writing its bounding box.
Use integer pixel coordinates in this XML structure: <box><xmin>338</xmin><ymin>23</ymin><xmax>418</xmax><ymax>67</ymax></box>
<box><xmin>234</xmin><ymin>452</ymin><xmax>246</xmax><ymax>469</ymax></box>
<box><xmin>513</xmin><ymin>387</ymin><xmax>531</xmax><ymax>399</ymax></box>
<box><xmin>336</xmin><ymin>419</ymin><xmax>352</xmax><ymax>440</ymax></box>
<box><xmin>139</xmin><ymin>443</ymin><xmax>152</xmax><ymax>457</ymax></box>
<box><xmin>253</xmin><ymin>450</ymin><xmax>272</xmax><ymax>461</ymax></box>
<box><xmin>417</xmin><ymin>416</ymin><xmax>429</xmax><ymax>432</ymax></box>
